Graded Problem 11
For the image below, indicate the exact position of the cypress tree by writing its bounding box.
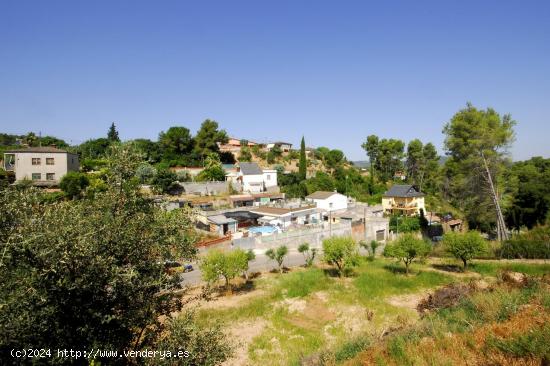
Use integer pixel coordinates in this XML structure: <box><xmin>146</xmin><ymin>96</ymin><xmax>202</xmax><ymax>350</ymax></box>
<box><xmin>299</xmin><ymin>136</ymin><xmax>307</xmax><ymax>180</ymax></box>
<box><xmin>107</xmin><ymin>122</ymin><xmax>120</xmax><ymax>142</ymax></box>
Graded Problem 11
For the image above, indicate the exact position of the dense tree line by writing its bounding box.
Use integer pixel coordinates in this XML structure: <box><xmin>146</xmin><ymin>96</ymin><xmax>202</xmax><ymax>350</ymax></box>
<box><xmin>78</xmin><ymin>119</ymin><xmax>229</xmax><ymax>169</ymax></box>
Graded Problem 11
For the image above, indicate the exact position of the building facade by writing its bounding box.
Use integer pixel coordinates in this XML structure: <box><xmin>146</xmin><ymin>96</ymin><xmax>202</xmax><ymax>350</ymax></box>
<box><xmin>382</xmin><ymin>185</ymin><xmax>425</xmax><ymax>216</ymax></box>
<box><xmin>226</xmin><ymin>162</ymin><xmax>278</xmax><ymax>193</ymax></box>
<box><xmin>306</xmin><ymin>191</ymin><xmax>348</xmax><ymax>212</ymax></box>
<box><xmin>3</xmin><ymin>147</ymin><xmax>79</xmax><ymax>185</ymax></box>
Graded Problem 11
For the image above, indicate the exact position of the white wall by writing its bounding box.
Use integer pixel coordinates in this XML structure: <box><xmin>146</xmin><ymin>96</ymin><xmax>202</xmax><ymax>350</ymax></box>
<box><xmin>11</xmin><ymin>153</ymin><xmax>78</xmax><ymax>183</ymax></box>
<box><xmin>242</xmin><ymin>174</ymin><xmax>264</xmax><ymax>193</ymax></box>
<box><xmin>263</xmin><ymin>169</ymin><xmax>277</xmax><ymax>188</ymax></box>
<box><xmin>311</xmin><ymin>193</ymin><xmax>348</xmax><ymax>212</ymax></box>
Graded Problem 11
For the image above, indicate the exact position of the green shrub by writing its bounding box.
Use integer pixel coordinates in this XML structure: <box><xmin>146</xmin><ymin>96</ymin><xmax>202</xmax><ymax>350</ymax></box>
<box><xmin>334</xmin><ymin>335</ymin><xmax>370</xmax><ymax>362</ymax></box>
<box><xmin>60</xmin><ymin>172</ymin><xmax>90</xmax><ymax>198</ymax></box>
<box><xmin>499</xmin><ymin>228</ymin><xmax>550</xmax><ymax>259</ymax></box>
<box><xmin>150</xmin><ymin>311</ymin><xmax>232</xmax><ymax>366</ymax></box>
<box><xmin>389</xmin><ymin>216</ymin><xmax>421</xmax><ymax>233</ymax></box>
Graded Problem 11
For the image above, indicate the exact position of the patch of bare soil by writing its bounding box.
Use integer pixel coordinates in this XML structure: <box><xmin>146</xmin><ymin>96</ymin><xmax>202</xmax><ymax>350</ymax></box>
<box><xmin>287</xmin><ymin>296</ymin><xmax>336</xmax><ymax>331</ymax></box>
<box><xmin>199</xmin><ymin>288</ymin><xmax>267</xmax><ymax>310</ymax></box>
<box><xmin>323</xmin><ymin>304</ymin><xmax>375</xmax><ymax>346</ymax></box>
<box><xmin>387</xmin><ymin>293</ymin><xmax>426</xmax><ymax>312</ymax></box>
<box><xmin>222</xmin><ymin>319</ymin><xmax>268</xmax><ymax>366</ymax></box>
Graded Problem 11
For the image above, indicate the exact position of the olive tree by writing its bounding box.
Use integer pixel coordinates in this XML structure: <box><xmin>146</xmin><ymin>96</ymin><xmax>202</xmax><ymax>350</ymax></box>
<box><xmin>443</xmin><ymin>231</ymin><xmax>486</xmax><ymax>270</ymax></box>
<box><xmin>201</xmin><ymin>249</ymin><xmax>249</xmax><ymax>291</ymax></box>
<box><xmin>0</xmin><ymin>144</ymin><xmax>231</xmax><ymax>364</ymax></box>
<box><xmin>323</xmin><ymin>236</ymin><xmax>359</xmax><ymax>277</ymax></box>
<box><xmin>265</xmin><ymin>245</ymin><xmax>288</xmax><ymax>273</ymax></box>
<box><xmin>149</xmin><ymin>311</ymin><xmax>232</xmax><ymax>366</ymax></box>
<box><xmin>298</xmin><ymin>242</ymin><xmax>317</xmax><ymax>267</ymax></box>
<box><xmin>384</xmin><ymin>234</ymin><xmax>431</xmax><ymax>274</ymax></box>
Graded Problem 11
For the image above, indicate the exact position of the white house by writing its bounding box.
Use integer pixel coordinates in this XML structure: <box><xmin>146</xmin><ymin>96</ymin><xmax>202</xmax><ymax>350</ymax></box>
<box><xmin>226</xmin><ymin>162</ymin><xmax>278</xmax><ymax>193</ymax></box>
<box><xmin>266</xmin><ymin>141</ymin><xmax>292</xmax><ymax>152</ymax></box>
<box><xmin>306</xmin><ymin>191</ymin><xmax>348</xmax><ymax>212</ymax></box>
<box><xmin>3</xmin><ymin>146</ymin><xmax>79</xmax><ymax>186</ymax></box>
<box><xmin>250</xmin><ymin>205</ymin><xmax>321</xmax><ymax>228</ymax></box>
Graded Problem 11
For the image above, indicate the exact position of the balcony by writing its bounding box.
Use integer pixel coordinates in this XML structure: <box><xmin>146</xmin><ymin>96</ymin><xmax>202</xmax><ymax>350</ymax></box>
<box><xmin>3</xmin><ymin>154</ymin><xmax>15</xmax><ymax>171</ymax></box>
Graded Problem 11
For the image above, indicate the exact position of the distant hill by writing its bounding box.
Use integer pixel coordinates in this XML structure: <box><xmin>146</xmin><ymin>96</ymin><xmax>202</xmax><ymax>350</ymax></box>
<box><xmin>351</xmin><ymin>161</ymin><xmax>370</xmax><ymax>169</ymax></box>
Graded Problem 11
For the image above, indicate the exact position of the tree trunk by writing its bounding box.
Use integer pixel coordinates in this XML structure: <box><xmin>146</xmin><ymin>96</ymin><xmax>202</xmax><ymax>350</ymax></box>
<box><xmin>224</xmin><ymin>276</ymin><xmax>231</xmax><ymax>293</ymax></box>
<box><xmin>480</xmin><ymin>152</ymin><xmax>509</xmax><ymax>242</ymax></box>
<box><xmin>462</xmin><ymin>258</ymin><xmax>468</xmax><ymax>271</ymax></box>
<box><xmin>336</xmin><ymin>261</ymin><xmax>343</xmax><ymax>277</ymax></box>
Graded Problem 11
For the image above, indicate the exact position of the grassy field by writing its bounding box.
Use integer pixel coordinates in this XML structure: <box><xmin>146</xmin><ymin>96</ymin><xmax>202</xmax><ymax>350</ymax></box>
<box><xmin>191</xmin><ymin>258</ymin><xmax>550</xmax><ymax>365</ymax></box>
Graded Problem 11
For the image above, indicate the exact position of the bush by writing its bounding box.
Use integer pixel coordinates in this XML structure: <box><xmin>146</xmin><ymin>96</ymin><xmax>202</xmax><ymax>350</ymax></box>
<box><xmin>135</xmin><ymin>163</ymin><xmax>157</xmax><ymax>184</ymax></box>
<box><xmin>59</xmin><ymin>172</ymin><xmax>90</xmax><ymax>198</ymax></box>
<box><xmin>389</xmin><ymin>216</ymin><xmax>421</xmax><ymax>233</ymax></box>
<box><xmin>499</xmin><ymin>227</ymin><xmax>550</xmax><ymax>259</ymax></box>
<box><xmin>151</xmin><ymin>169</ymin><xmax>178</xmax><ymax>194</ymax></box>
<box><xmin>150</xmin><ymin>311</ymin><xmax>232</xmax><ymax>366</ymax></box>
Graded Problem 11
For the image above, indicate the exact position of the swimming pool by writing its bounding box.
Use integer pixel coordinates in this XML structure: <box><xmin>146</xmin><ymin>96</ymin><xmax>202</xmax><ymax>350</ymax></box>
<box><xmin>248</xmin><ymin>226</ymin><xmax>280</xmax><ymax>235</ymax></box>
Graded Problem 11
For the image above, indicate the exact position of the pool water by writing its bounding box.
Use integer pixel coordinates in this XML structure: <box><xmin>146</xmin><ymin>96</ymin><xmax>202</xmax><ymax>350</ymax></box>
<box><xmin>248</xmin><ymin>226</ymin><xmax>279</xmax><ymax>235</ymax></box>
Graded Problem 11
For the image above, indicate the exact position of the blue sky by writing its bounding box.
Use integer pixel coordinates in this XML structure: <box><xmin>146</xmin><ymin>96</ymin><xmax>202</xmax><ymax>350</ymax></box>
<box><xmin>1</xmin><ymin>0</ymin><xmax>549</xmax><ymax>160</ymax></box>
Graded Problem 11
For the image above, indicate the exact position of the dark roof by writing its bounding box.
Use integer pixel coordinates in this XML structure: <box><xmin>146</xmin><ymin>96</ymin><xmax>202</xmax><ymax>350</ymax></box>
<box><xmin>383</xmin><ymin>185</ymin><xmax>425</xmax><ymax>198</ymax></box>
<box><xmin>239</xmin><ymin>162</ymin><xmax>263</xmax><ymax>175</ymax></box>
<box><xmin>208</xmin><ymin>215</ymin><xmax>237</xmax><ymax>225</ymax></box>
<box><xmin>306</xmin><ymin>191</ymin><xmax>339</xmax><ymax>200</ymax></box>
<box><xmin>224</xmin><ymin>211</ymin><xmax>263</xmax><ymax>220</ymax></box>
<box><xmin>4</xmin><ymin>146</ymin><xmax>75</xmax><ymax>154</ymax></box>
<box><xmin>271</xmin><ymin>141</ymin><xmax>293</xmax><ymax>145</ymax></box>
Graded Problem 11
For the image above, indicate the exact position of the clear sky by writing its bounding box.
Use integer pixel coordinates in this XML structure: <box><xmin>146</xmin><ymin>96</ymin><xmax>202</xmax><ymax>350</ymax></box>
<box><xmin>1</xmin><ymin>0</ymin><xmax>549</xmax><ymax>161</ymax></box>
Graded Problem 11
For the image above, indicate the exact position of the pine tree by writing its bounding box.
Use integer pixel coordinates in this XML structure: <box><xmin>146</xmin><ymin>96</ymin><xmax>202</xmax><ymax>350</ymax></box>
<box><xmin>299</xmin><ymin>136</ymin><xmax>307</xmax><ymax>180</ymax></box>
<box><xmin>107</xmin><ymin>122</ymin><xmax>120</xmax><ymax>142</ymax></box>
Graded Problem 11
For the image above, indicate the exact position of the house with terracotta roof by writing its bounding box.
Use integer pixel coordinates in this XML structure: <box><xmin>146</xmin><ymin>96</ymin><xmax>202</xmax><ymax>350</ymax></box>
<box><xmin>218</xmin><ymin>137</ymin><xmax>259</xmax><ymax>153</ymax></box>
<box><xmin>382</xmin><ymin>184</ymin><xmax>425</xmax><ymax>216</ymax></box>
<box><xmin>3</xmin><ymin>146</ymin><xmax>79</xmax><ymax>185</ymax></box>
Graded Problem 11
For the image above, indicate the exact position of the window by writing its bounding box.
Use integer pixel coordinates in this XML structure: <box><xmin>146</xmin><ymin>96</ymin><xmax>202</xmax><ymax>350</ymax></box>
<box><xmin>46</xmin><ymin>173</ymin><xmax>55</xmax><ymax>181</ymax></box>
<box><xmin>32</xmin><ymin>158</ymin><xmax>41</xmax><ymax>165</ymax></box>
<box><xmin>329</xmin><ymin>202</ymin><xmax>333</xmax><ymax>208</ymax></box>
<box><xmin>31</xmin><ymin>173</ymin><xmax>41</xmax><ymax>180</ymax></box>
<box><xmin>46</xmin><ymin>158</ymin><xmax>54</xmax><ymax>165</ymax></box>
<box><xmin>266</xmin><ymin>174</ymin><xmax>271</xmax><ymax>180</ymax></box>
